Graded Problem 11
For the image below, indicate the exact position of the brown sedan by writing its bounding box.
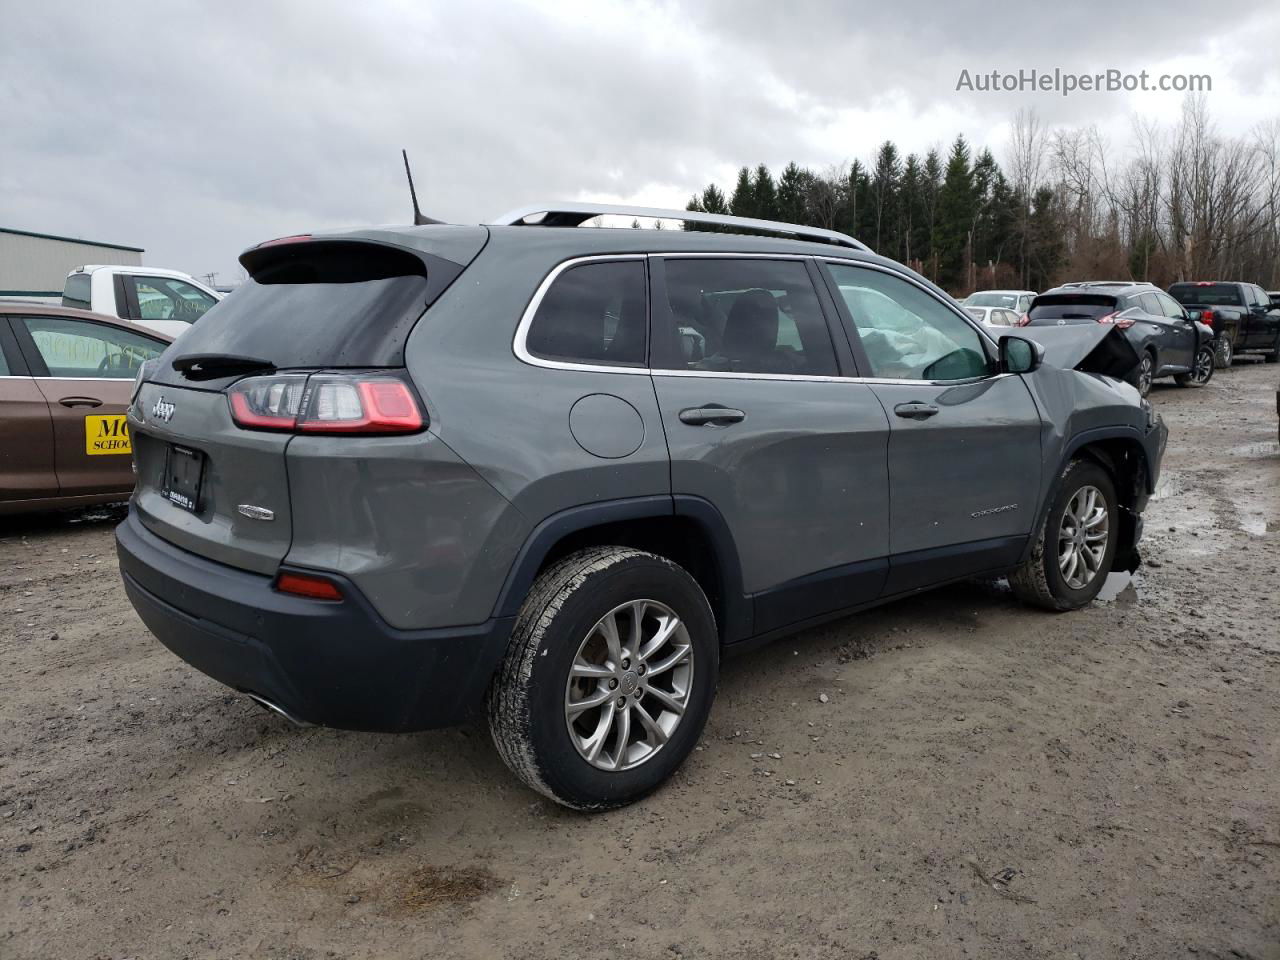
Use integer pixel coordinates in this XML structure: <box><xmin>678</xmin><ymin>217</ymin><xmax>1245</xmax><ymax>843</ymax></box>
<box><xmin>0</xmin><ymin>302</ymin><xmax>172</xmax><ymax>515</ymax></box>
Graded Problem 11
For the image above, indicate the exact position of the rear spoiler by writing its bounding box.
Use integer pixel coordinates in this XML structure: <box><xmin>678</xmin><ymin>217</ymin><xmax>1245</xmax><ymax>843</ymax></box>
<box><xmin>1016</xmin><ymin>325</ymin><xmax>1139</xmax><ymax>379</ymax></box>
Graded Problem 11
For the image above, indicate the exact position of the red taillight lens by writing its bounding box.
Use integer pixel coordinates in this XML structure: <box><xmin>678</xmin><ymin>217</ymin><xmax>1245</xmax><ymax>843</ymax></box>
<box><xmin>297</xmin><ymin>378</ymin><xmax>423</xmax><ymax>434</ymax></box>
<box><xmin>275</xmin><ymin>571</ymin><xmax>344</xmax><ymax>601</ymax></box>
<box><xmin>1201</xmin><ymin>309</ymin><xmax>1215</xmax><ymax>324</ymax></box>
<box><xmin>1096</xmin><ymin>311</ymin><xmax>1136</xmax><ymax>330</ymax></box>
<box><xmin>228</xmin><ymin>374</ymin><xmax>425</xmax><ymax>435</ymax></box>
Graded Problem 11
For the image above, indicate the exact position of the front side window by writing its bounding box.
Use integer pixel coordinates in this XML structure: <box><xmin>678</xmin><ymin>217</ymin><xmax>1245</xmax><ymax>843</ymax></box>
<box><xmin>654</xmin><ymin>259</ymin><xmax>837</xmax><ymax>375</ymax></box>
<box><xmin>129</xmin><ymin>276</ymin><xmax>218</xmax><ymax>324</ymax></box>
<box><xmin>827</xmin><ymin>263</ymin><xmax>989</xmax><ymax>380</ymax></box>
<box><xmin>525</xmin><ymin>260</ymin><xmax>647</xmax><ymax>366</ymax></box>
<box><xmin>22</xmin><ymin>316</ymin><xmax>165</xmax><ymax>378</ymax></box>
<box><xmin>1154</xmin><ymin>292</ymin><xmax>1186</xmax><ymax>319</ymax></box>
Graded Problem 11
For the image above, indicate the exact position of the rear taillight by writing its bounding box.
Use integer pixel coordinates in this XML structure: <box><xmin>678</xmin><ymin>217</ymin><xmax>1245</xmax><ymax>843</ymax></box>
<box><xmin>228</xmin><ymin>373</ymin><xmax>425</xmax><ymax>435</ymax></box>
<box><xmin>1096</xmin><ymin>311</ymin><xmax>1135</xmax><ymax>330</ymax></box>
<box><xmin>1016</xmin><ymin>313</ymin><xmax>1030</xmax><ymax>326</ymax></box>
<box><xmin>1201</xmin><ymin>309</ymin><xmax>1215</xmax><ymax>325</ymax></box>
<box><xmin>274</xmin><ymin>571</ymin><xmax>343</xmax><ymax>601</ymax></box>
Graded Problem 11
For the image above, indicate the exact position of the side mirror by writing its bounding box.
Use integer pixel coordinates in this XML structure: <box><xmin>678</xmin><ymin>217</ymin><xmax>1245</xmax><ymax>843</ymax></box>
<box><xmin>1000</xmin><ymin>335</ymin><xmax>1043</xmax><ymax>374</ymax></box>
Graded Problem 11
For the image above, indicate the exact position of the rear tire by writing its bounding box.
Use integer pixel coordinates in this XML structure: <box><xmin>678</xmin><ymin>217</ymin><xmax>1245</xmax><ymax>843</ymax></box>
<box><xmin>1175</xmin><ymin>344</ymin><xmax>1215</xmax><ymax>387</ymax></box>
<box><xmin>1214</xmin><ymin>337</ymin><xmax>1233</xmax><ymax>369</ymax></box>
<box><xmin>1010</xmin><ymin>460</ymin><xmax>1119</xmax><ymax>612</ymax></box>
<box><xmin>487</xmin><ymin>547</ymin><xmax>718</xmax><ymax>811</ymax></box>
<box><xmin>1265</xmin><ymin>334</ymin><xmax>1279</xmax><ymax>363</ymax></box>
<box><xmin>1135</xmin><ymin>351</ymin><xmax>1155</xmax><ymax>398</ymax></box>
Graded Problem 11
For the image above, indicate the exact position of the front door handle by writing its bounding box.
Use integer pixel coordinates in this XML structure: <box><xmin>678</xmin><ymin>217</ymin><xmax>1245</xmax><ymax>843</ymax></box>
<box><xmin>893</xmin><ymin>402</ymin><xmax>939</xmax><ymax>420</ymax></box>
<box><xmin>679</xmin><ymin>405</ymin><xmax>746</xmax><ymax>426</ymax></box>
<box><xmin>58</xmin><ymin>397</ymin><xmax>103</xmax><ymax>408</ymax></box>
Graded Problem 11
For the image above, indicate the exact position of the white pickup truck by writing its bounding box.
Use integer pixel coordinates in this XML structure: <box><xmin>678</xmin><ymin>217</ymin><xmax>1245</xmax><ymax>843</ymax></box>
<box><xmin>62</xmin><ymin>265</ymin><xmax>222</xmax><ymax>339</ymax></box>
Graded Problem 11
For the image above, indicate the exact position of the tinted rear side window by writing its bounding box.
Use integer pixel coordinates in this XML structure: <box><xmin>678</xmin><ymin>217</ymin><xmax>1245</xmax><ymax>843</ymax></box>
<box><xmin>1168</xmin><ymin>283</ymin><xmax>1243</xmax><ymax>306</ymax></box>
<box><xmin>62</xmin><ymin>274</ymin><xmax>91</xmax><ymax>310</ymax></box>
<box><xmin>1027</xmin><ymin>294</ymin><xmax>1118</xmax><ymax>322</ymax></box>
<box><xmin>653</xmin><ymin>258</ymin><xmax>838</xmax><ymax>375</ymax></box>
<box><xmin>525</xmin><ymin>260</ymin><xmax>648</xmax><ymax>366</ymax></box>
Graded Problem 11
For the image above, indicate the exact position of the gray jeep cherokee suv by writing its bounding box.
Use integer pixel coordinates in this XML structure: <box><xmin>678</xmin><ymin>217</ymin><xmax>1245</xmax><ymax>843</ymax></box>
<box><xmin>116</xmin><ymin>203</ymin><xmax>1166</xmax><ymax>810</ymax></box>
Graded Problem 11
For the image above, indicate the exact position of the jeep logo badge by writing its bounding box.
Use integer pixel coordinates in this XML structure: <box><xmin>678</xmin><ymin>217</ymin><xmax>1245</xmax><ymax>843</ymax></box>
<box><xmin>151</xmin><ymin>396</ymin><xmax>175</xmax><ymax>423</ymax></box>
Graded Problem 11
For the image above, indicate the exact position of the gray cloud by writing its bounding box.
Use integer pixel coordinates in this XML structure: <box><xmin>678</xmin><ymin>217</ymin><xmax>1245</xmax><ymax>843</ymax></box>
<box><xmin>2</xmin><ymin>0</ymin><xmax>1276</xmax><ymax>280</ymax></box>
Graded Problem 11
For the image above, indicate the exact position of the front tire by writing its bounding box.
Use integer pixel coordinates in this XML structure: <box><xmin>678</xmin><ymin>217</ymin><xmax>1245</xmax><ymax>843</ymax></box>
<box><xmin>488</xmin><ymin>547</ymin><xmax>718</xmax><ymax>811</ymax></box>
<box><xmin>1175</xmin><ymin>344</ymin><xmax>1215</xmax><ymax>387</ymax></box>
<box><xmin>1010</xmin><ymin>460</ymin><xmax>1119</xmax><ymax>611</ymax></box>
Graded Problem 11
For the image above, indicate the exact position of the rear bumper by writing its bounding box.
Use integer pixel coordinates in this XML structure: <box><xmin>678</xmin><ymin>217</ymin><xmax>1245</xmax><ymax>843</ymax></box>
<box><xmin>116</xmin><ymin>510</ymin><xmax>514</xmax><ymax>732</ymax></box>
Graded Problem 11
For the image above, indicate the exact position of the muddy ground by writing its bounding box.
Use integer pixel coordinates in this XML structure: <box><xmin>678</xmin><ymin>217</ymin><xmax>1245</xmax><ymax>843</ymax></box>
<box><xmin>2</xmin><ymin>362</ymin><xmax>1277</xmax><ymax>960</ymax></box>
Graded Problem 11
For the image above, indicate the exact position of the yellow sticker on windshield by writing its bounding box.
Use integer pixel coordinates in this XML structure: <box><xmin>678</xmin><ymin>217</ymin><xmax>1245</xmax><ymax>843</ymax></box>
<box><xmin>85</xmin><ymin>415</ymin><xmax>131</xmax><ymax>455</ymax></box>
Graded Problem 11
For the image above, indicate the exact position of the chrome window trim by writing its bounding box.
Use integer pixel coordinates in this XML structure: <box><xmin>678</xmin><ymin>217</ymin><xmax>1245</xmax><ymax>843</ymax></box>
<box><xmin>512</xmin><ymin>252</ymin><xmax>1007</xmax><ymax>387</ymax></box>
<box><xmin>0</xmin><ymin>374</ymin><xmax>141</xmax><ymax>381</ymax></box>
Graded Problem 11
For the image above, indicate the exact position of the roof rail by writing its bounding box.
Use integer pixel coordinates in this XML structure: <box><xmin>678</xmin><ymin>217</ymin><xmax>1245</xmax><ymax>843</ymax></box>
<box><xmin>1061</xmin><ymin>280</ymin><xmax>1150</xmax><ymax>288</ymax></box>
<box><xmin>489</xmin><ymin>202</ymin><xmax>870</xmax><ymax>251</ymax></box>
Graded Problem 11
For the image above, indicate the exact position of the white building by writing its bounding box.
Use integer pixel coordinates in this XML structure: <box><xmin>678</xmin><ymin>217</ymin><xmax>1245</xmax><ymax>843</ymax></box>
<box><xmin>0</xmin><ymin>226</ymin><xmax>144</xmax><ymax>302</ymax></box>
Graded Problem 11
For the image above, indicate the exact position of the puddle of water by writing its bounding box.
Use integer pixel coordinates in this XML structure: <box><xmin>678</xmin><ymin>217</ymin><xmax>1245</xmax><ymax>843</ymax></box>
<box><xmin>1096</xmin><ymin>571</ymin><xmax>1143</xmax><ymax>603</ymax></box>
<box><xmin>1227</xmin><ymin>441</ymin><xmax>1280</xmax><ymax>458</ymax></box>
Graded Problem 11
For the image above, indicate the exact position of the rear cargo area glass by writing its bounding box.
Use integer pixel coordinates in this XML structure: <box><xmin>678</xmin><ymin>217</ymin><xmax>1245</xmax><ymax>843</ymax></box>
<box><xmin>153</xmin><ymin>242</ymin><xmax>431</xmax><ymax>380</ymax></box>
<box><xmin>1028</xmin><ymin>294</ymin><xmax>1117</xmax><ymax>322</ymax></box>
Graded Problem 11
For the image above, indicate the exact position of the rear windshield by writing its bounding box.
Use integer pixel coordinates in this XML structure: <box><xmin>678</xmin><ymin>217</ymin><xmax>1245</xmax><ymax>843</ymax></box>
<box><xmin>966</xmin><ymin>292</ymin><xmax>1019</xmax><ymax>308</ymax></box>
<box><xmin>1168</xmin><ymin>283</ymin><xmax>1242</xmax><ymax>306</ymax></box>
<box><xmin>62</xmin><ymin>273</ymin><xmax>91</xmax><ymax>310</ymax></box>
<box><xmin>1027</xmin><ymin>294</ymin><xmax>1118</xmax><ymax>322</ymax></box>
<box><xmin>159</xmin><ymin>242</ymin><xmax>440</xmax><ymax>374</ymax></box>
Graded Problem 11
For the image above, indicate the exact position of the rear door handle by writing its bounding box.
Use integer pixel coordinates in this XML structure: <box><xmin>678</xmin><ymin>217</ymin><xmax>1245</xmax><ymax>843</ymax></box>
<box><xmin>679</xmin><ymin>405</ymin><xmax>746</xmax><ymax>426</ymax></box>
<box><xmin>893</xmin><ymin>402</ymin><xmax>939</xmax><ymax>420</ymax></box>
<box><xmin>58</xmin><ymin>397</ymin><xmax>103</xmax><ymax>408</ymax></box>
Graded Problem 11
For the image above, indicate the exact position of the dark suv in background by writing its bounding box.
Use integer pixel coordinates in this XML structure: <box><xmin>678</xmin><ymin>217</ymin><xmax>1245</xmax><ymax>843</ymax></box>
<box><xmin>1022</xmin><ymin>281</ymin><xmax>1215</xmax><ymax>396</ymax></box>
<box><xmin>116</xmin><ymin>204</ymin><xmax>1166</xmax><ymax>810</ymax></box>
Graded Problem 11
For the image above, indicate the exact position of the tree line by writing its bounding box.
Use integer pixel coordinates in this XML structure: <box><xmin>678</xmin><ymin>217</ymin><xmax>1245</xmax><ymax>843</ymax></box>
<box><xmin>682</xmin><ymin>97</ymin><xmax>1280</xmax><ymax>297</ymax></box>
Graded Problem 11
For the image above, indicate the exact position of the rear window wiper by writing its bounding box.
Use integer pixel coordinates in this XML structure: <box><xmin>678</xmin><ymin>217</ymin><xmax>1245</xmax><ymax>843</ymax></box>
<box><xmin>172</xmin><ymin>353</ymin><xmax>277</xmax><ymax>381</ymax></box>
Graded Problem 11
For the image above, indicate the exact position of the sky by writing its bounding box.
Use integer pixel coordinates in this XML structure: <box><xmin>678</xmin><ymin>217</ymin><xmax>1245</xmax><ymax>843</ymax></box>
<box><xmin>2</xmin><ymin>0</ymin><xmax>1279</xmax><ymax>283</ymax></box>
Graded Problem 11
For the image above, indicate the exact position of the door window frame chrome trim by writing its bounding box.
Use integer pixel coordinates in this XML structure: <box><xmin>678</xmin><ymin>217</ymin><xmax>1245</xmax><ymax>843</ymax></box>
<box><xmin>512</xmin><ymin>252</ymin><xmax>1006</xmax><ymax>387</ymax></box>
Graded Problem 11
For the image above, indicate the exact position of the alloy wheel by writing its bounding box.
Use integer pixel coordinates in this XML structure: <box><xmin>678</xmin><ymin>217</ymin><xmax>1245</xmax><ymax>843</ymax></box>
<box><xmin>1057</xmin><ymin>485</ymin><xmax>1109</xmax><ymax>590</ymax></box>
<box><xmin>1193</xmin><ymin>346</ymin><xmax>1214</xmax><ymax>384</ymax></box>
<box><xmin>564</xmin><ymin>599</ymin><xmax>694</xmax><ymax>772</ymax></box>
<box><xmin>1137</xmin><ymin>355</ymin><xmax>1153</xmax><ymax>395</ymax></box>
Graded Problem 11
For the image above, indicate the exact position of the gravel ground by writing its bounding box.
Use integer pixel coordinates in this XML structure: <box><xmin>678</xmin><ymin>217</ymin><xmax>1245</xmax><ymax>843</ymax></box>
<box><xmin>1</xmin><ymin>362</ymin><xmax>1277</xmax><ymax>960</ymax></box>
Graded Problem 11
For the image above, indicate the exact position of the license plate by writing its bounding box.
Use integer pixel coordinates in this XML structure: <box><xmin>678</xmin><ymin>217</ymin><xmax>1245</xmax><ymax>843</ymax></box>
<box><xmin>163</xmin><ymin>445</ymin><xmax>204</xmax><ymax>513</ymax></box>
<box><xmin>84</xmin><ymin>414</ymin><xmax>131</xmax><ymax>455</ymax></box>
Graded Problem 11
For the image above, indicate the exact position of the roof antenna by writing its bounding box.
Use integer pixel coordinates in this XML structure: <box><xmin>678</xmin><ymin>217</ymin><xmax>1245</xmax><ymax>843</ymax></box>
<box><xmin>402</xmin><ymin>149</ymin><xmax>443</xmax><ymax>225</ymax></box>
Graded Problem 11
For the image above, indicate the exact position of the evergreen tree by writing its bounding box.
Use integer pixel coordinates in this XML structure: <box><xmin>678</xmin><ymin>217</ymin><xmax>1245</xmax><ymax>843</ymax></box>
<box><xmin>869</xmin><ymin>141</ymin><xmax>902</xmax><ymax>256</ymax></box>
<box><xmin>752</xmin><ymin>164</ymin><xmax>778</xmax><ymax>221</ymax></box>
<box><xmin>776</xmin><ymin>162</ymin><xmax>810</xmax><ymax>224</ymax></box>
<box><xmin>729</xmin><ymin>167</ymin><xmax>756</xmax><ymax>219</ymax></box>
<box><xmin>900</xmin><ymin>154</ymin><xmax>926</xmax><ymax>265</ymax></box>
<box><xmin>920</xmin><ymin>149</ymin><xmax>944</xmax><ymax>279</ymax></box>
<box><xmin>700</xmin><ymin>183</ymin><xmax>729</xmax><ymax>215</ymax></box>
<box><xmin>936</xmin><ymin>136</ymin><xmax>976</xmax><ymax>289</ymax></box>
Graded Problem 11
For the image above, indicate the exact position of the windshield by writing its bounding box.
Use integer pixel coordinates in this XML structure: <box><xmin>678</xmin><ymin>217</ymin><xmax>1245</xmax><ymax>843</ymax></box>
<box><xmin>1027</xmin><ymin>294</ymin><xmax>1118</xmax><ymax>323</ymax></box>
<box><xmin>1168</xmin><ymin>283</ymin><xmax>1242</xmax><ymax>306</ymax></box>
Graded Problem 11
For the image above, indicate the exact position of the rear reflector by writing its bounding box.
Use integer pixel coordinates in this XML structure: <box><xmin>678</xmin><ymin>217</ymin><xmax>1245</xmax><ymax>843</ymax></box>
<box><xmin>275</xmin><ymin>571</ymin><xmax>343</xmax><ymax>601</ymax></box>
<box><xmin>227</xmin><ymin>373</ymin><xmax>425</xmax><ymax>435</ymax></box>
